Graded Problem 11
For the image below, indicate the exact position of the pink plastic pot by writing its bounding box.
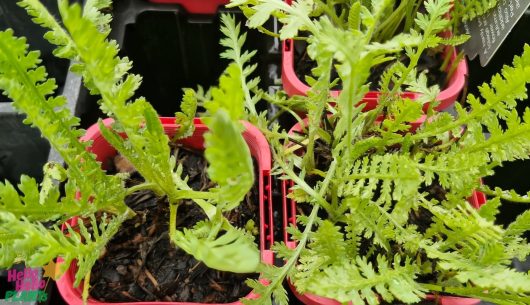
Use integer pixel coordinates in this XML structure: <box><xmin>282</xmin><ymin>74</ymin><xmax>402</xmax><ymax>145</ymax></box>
<box><xmin>146</xmin><ymin>0</ymin><xmax>228</xmax><ymax>14</ymax></box>
<box><xmin>281</xmin><ymin>39</ymin><xmax>468</xmax><ymax>113</ymax></box>
<box><xmin>56</xmin><ymin>117</ymin><xmax>274</xmax><ymax>305</ymax></box>
<box><xmin>281</xmin><ymin>119</ymin><xmax>486</xmax><ymax>305</ymax></box>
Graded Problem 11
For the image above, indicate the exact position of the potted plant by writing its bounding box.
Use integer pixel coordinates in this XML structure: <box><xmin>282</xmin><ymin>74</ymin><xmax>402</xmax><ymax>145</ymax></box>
<box><xmin>280</xmin><ymin>117</ymin><xmax>489</xmax><ymax>305</ymax></box>
<box><xmin>230</xmin><ymin>0</ymin><xmax>530</xmax><ymax>303</ymax></box>
<box><xmin>229</xmin><ymin>0</ymin><xmax>504</xmax><ymax>113</ymax></box>
<box><xmin>0</xmin><ymin>1</ymin><xmax>273</xmax><ymax>304</ymax></box>
<box><xmin>256</xmin><ymin>51</ymin><xmax>530</xmax><ymax>305</ymax></box>
<box><xmin>55</xmin><ymin>115</ymin><xmax>274</xmax><ymax>305</ymax></box>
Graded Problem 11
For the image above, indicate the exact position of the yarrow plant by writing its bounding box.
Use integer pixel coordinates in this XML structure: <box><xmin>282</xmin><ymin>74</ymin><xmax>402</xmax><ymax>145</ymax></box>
<box><xmin>0</xmin><ymin>0</ymin><xmax>529</xmax><ymax>304</ymax></box>
<box><xmin>0</xmin><ymin>0</ymin><xmax>267</xmax><ymax>302</ymax></box>
<box><xmin>226</xmin><ymin>0</ymin><xmax>530</xmax><ymax>304</ymax></box>
<box><xmin>231</xmin><ymin>0</ymin><xmax>474</xmax><ymax>99</ymax></box>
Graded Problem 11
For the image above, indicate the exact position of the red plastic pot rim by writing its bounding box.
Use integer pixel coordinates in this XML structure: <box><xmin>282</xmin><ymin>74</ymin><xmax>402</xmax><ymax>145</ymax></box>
<box><xmin>56</xmin><ymin>117</ymin><xmax>274</xmax><ymax>305</ymax></box>
<box><xmin>146</xmin><ymin>0</ymin><xmax>228</xmax><ymax>14</ymax></box>
<box><xmin>281</xmin><ymin>39</ymin><xmax>468</xmax><ymax>112</ymax></box>
<box><xmin>281</xmin><ymin>120</ymin><xmax>486</xmax><ymax>305</ymax></box>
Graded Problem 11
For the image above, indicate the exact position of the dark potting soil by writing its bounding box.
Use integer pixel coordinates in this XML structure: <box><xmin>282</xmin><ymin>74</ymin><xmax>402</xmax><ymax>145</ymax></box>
<box><xmin>89</xmin><ymin>144</ymin><xmax>259</xmax><ymax>303</ymax></box>
<box><xmin>293</xmin><ymin>40</ymin><xmax>447</xmax><ymax>91</ymax></box>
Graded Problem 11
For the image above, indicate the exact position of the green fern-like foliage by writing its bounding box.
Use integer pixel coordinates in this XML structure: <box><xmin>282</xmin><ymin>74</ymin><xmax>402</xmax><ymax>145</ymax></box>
<box><xmin>230</xmin><ymin>0</ymin><xmax>468</xmax><ymax>176</ymax></box>
<box><xmin>0</xmin><ymin>211</ymin><xmax>130</xmax><ymax>286</ymax></box>
<box><xmin>0</xmin><ymin>1</ymin><xmax>131</xmax><ymax>296</ymax></box>
<box><xmin>231</xmin><ymin>0</ymin><xmax>530</xmax><ymax>303</ymax></box>
<box><xmin>171</xmin><ymin>218</ymin><xmax>260</xmax><ymax>273</ymax></box>
<box><xmin>275</xmin><ymin>47</ymin><xmax>530</xmax><ymax>305</ymax></box>
<box><xmin>0</xmin><ymin>0</ymin><xmax>263</xmax><ymax>302</ymax></box>
<box><xmin>55</xmin><ymin>1</ymin><xmax>182</xmax><ymax>202</ymax></box>
<box><xmin>56</xmin><ymin>1</ymin><xmax>259</xmax><ymax>214</ymax></box>
<box><xmin>0</xmin><ymin>165</ymin><xmax>80</xmax><ymax>223</ymax></box>
<box><xmin>219</xmin><ymin>14</ymin><xmax>261</xmax><ymax>120</ymax></box>
<box><xmin>174</xmin><ymin>88</ymin><xmax>198</xmax><ymax>139</ymax></box>
<box><xmin>170</xmin><ymin>109</ymin><xmax>260</xmax><ymax>274</ymax></box>
<box><xmin>453</xmin><ymin>0</ymin><xmax>499</xmax><ymax>22</ymax></box>
<box><xmin>204</xmin><ymin>110</ymin><xmax>254</xmax><ymax>208</ymax></box>
<box><xmin>296</xmin><ymin>255</ymin><xmax>426</xmax><ymax>305</ymax></box>
<box><xmin>0</xmin><ymin>28</ymin><xmax>128</xmax><ymax>219</ymax></box>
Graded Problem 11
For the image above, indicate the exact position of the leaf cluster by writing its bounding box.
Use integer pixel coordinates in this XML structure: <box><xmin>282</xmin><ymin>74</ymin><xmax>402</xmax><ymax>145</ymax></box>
<box><xmin>1</xmin><ymin>0</ymin><xmax>529</xmax><ymax>305</ymax></box>
<box><xmin>225</xmin><ymin>1</ymin><xmax>530</xmax><ymax>305</ymax></box>
<box><xmin>0</xmin><ymin>0</ymin><xmax>265</xmax><ymax>301</ymax></box>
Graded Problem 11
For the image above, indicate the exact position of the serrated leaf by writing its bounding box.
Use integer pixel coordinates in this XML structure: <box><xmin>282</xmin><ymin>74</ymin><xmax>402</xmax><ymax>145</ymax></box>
<box><xmin>204</xmin><ymin>110</ymin><xmax>254</xmax><ymax>209</ymax></box>
<box><xmin>348</xmin><ymin>2</ymin><xmax>361</xmax><ymax>31</ymax></box>
<box><xmin>219</xmin><ymin>14</ymin><xmax>260</xmax><ymax>118</ymax></box>
<box><xmin>204</xmin><ymin>64</ymin><xmax>245</xmax><ymax>121</ymax></box>
<box><xmin>478</xmin><ymin>197</ymin><xmax>501</xmax><ymax>221</ymax></box>
<box><xmin>174</xmin><ymin>88</ymin><xmax>197</xmax><ymax>139</ymax></box>
<box><xmin>171</xmin><ymin>220</ymin><xmax>260</xmax><ymax>273</ymax></box>
<box><xmin>82</xmin><ymin>0</ymin><xmax>112</xmax><ymax>34</ymax></box>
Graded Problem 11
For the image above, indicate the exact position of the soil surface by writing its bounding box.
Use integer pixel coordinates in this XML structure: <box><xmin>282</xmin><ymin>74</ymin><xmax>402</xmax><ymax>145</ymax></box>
<box><xmin>89</xmin><ymin>144</ymin><xmax>259</xmax><ymax>303</ymax></box>
<box><xmin>293</xmin><ymin>40</ymin><xmax>447</xmax><ymax>91</ymax></box>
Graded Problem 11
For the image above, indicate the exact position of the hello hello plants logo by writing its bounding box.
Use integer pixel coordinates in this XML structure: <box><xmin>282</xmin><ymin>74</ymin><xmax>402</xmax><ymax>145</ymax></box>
<box><xmin>3</xmin><ymin>261</ymin><xmax>59</xmax><ymax>302</ymax></box>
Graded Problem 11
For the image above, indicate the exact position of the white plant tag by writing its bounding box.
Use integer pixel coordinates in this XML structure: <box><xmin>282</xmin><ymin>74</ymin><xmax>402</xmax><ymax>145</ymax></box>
<box><xmin>461</xmin><ymin>0</ymin><xmax>530</xmax><ymax>66</ymax></box>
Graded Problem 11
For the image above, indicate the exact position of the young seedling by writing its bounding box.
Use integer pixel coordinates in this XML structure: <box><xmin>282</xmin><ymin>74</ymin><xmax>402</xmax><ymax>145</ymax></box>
<box><xmin>0</xmin><ymin>0</ymin><xmax>265</xmax><ymax>302</ymax></box>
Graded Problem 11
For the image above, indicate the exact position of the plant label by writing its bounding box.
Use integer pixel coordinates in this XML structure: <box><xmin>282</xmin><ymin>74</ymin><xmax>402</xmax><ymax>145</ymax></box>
<box><xmin>461</xmin><ymin>0</ymin><xmax>530</xmax><ymax>66</ymax></box>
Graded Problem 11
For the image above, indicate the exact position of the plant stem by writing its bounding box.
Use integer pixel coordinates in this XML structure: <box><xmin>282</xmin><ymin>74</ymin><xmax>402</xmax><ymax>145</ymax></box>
<box><xmin>363</xmin><ymin>0</ymin><xmax>391</xmax><ymax>44</ymax></box>
<box><xmin>282</xmin><ymin>165</ymin><xmax>334</xmax><ymax>214</ymax></box>
<box><xmin>273</xmin><ymin>130</ymin><xmax>337</xmax><ymax>216</ymax></box>
<box><xmin>267</xmin><ymin>108</ymin><xmax>287</xmax><ymax>125</ymax></box>
<box><xmin>443</xmin><ymin>51</ymin><xmax>465</xmax><ymax>88</ymax></box>
<box><xmin>207</xmin><ymin>213</ymin><xmax>225</xmax><ymax>241</ymax></box>
<box><xmin>125</xmin><ymin>182</ymin><xmax>158</xmax><ymax>196</ymax></box>
<box><xmin>256</xmin><ymin>204</ymin><xmax>321</xmax><ymax>304</ymax></box>
<box><xmin>169</xmin><ymin>202</ymin><xmax>178</xmax><ymax>242</ymax></box>
<box><xmin>478</xmin><ymin>186</ymin><xmax>530</xmax><ymax>204</ymax></box>
<box><xmin>257</xmin><ymin>25</ymin><xmax>281</xmax><ymax>38</ymax></box>
<box><xmin>268</xmin><ymin>105</ymin><xmax>304</xmax><ymax>130</ymax></box>
<box><xmin>171</xmin><ymin>179</ymin><xmax>217</xmax><ymax>220</ymax></box>
<box><xmin>174</xmin><ymin>190</ymin><xmax>217</xmax><ymax>201</ymax></box>
<box><xmin>375</xmin><ymin>0</ymin><xmax>414</xmax><ymax>41</ymax></box>
<box><xmin>82</xmin><ymin>272</ymin><xmax>91</xmax><ymax>305</ymax></box>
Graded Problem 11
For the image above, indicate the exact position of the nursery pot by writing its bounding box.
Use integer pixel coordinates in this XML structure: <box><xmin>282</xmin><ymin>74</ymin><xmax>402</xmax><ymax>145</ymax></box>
<box><xmin>282</xmin><ymin>38</ymin><xmax>468</xmax><ymax>112</ymax></box>
<box><xmin>280</xmin><ymin>0</ymin><xmax>468</xmax><ymax>114</ymax></box>
<box><xmin>281</xmin><ymin>119</ymin><xmax>487</xmax><ymax>305</ymax></box>
<box><xmin>56</xmin><ymin>117</ymin><xmax>274</xmax><ymax>305</ymax></box>
<box><xmin>145</xmin><ymin>0</ymin><xmax>228</xmax><ymax>14</ymax></box>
